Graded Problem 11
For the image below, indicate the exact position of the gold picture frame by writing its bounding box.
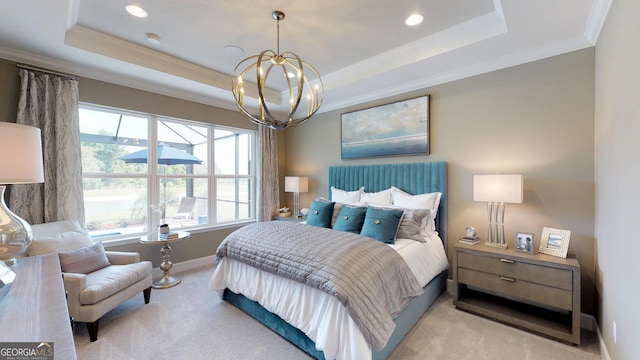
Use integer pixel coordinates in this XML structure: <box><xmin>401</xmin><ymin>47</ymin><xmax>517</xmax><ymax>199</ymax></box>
<box><xmin>538</xmin><ymin>227</ymin><xmax>571</xmax><ymax>258</ymax></box>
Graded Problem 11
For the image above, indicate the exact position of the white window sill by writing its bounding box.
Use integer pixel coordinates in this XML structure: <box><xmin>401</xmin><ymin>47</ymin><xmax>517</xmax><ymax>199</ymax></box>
<box><xmin>100</xmin><ymin>220</ymin><xmax>255</xmax><ymax>248</ymax></box>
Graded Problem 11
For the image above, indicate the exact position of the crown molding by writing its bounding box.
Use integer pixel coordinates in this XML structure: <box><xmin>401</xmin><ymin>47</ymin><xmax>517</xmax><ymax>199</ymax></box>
<box><xmin>319</xmin><ymin>34</ymin><xmax>595</xmax><ymax>114</ymax></box>
<box><xmin>584</xmin><ymin>0</ymin><xmax>613</xmax><ymax>44</ymax></box>
<box><xmin>322</xmin><ymin>8</ymin><xmax>507</xmax><ymax>92</ymax></box>
<box><xmin>64</xmin><ymin>25</ymin><xmax>280</xmax><ymax>103</ymax></box>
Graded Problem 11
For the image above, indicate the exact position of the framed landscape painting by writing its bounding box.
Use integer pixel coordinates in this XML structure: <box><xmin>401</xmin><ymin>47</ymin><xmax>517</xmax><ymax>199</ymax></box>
<box><xmin>340</xmin><ymin>95</ymin><xmax>429</xmax><ymax>159</ymax></box>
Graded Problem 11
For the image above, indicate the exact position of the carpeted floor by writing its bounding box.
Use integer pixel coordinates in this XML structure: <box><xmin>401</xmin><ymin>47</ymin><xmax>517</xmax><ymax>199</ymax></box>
<box><xmin>74</xmin><ymin>264</ymin><xmax>602</xmax><ymax>360</ymax></box>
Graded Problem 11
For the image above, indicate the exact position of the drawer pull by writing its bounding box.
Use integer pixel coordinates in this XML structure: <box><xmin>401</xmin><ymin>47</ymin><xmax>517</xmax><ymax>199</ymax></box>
<box><xmin>500</xmin><ymin>276</ymin><xmax>516</xmax><ymax>282</ymax></box>
<box><xmin>500</xmin><ymin>258</ymin><xmax>516</xmax><ymax>264</ymax></box>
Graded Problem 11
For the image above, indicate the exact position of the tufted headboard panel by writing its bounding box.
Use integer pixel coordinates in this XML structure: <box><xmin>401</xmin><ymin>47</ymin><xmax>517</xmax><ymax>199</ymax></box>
<box><xmin>328</xmin><ymin>162</ymin><xmax>448</xmax><ymax>247</ymax></box>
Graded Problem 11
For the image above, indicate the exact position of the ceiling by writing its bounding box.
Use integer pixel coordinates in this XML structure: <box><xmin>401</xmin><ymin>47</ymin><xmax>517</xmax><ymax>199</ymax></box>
<box><xmin>0</xmin><ymin>0</ymin><xmax>611</xmax><ymax>116</ymax></box>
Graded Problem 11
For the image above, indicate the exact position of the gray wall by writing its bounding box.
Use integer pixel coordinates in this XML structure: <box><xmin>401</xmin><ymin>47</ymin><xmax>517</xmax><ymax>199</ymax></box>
<box><xmin>594</xmin><ymin>0</ymin><xmax>640</xmax><ymax>358</ymax></box>
<box><xmin>0</xmin><ymin>59</ymin><xmax>18</xmax><ymax>123</ymax></box>
<box><xmin>283</xmin><ymin>49</ymin><xmax>597</xmax><ymax>315</ymax></box>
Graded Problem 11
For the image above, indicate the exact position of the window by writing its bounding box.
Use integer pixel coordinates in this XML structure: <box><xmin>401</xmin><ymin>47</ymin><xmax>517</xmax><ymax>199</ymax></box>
<box><xmin>79</xmin><ymin>104</ymin><xmax>255</xmax><ymax>241</ymax></box>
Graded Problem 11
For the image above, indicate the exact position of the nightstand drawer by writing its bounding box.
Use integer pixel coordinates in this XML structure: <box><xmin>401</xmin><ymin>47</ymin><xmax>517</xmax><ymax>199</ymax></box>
<box><xmin>458</xmin><ymin>252</ymin><xmax>572</xmax><ymax>290</ymax></box>
<box><xmin>458</xmin><ymin>268</ymin><xmax>573</xmax><ymax>311</ymax></box>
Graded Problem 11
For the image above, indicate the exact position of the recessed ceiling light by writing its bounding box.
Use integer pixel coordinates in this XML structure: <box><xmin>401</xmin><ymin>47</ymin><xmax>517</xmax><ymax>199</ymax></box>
<box><xmin>125</xmin><ymin>5</ymin><xmax>148</xmax><ymax>18</ymax></box>
<box><xmin>405</xmin><ymin>13</ymin><xmax>423</xmax><ymax>26</ymax></box>
<box><xmin>146</xmin><ymin>33</ymin><xmax>161</xmax><ymax>45</ymax></box>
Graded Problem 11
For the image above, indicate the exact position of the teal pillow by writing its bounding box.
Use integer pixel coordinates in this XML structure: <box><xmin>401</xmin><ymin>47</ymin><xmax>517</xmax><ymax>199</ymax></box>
<box><xmin>333</xmin><ymin>206</ymin><xmax>367</xmax><ymax>233</ymax></box>
<box><xmin>306</xmin><ymin>200</ymin><xmax>335</xmax><ymax>228</ymax></box>
<box><xmin>360</xmin><ymin>207</ymin><xmax>404</xmax><ymax>244</ymax></box>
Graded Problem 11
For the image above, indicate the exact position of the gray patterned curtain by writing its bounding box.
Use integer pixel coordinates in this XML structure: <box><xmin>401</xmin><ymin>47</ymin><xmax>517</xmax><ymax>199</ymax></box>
<box><xmin>9</xmin><ymin>68</ymin><xmax>85</xmax><ymax>225</ymax></box>
<box><xmin>257</xmin><ymin>126</ymin><xmax>279</xmax><ymax>222</ymax></box>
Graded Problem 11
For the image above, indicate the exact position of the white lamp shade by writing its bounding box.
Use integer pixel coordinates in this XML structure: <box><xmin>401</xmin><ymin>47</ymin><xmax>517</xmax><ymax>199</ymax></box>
<box><xmin>284</xmin><ymin>176</ymin><xmax>308</xmax><ymax>193</ymax></box>
<box><xmin>0</xmin><ymin>123</ymin><xmax>44</xmax><ymax>184</ymax></box>
<box><xmin>473</xmin><ymin>174</ymin><xmax>523</xmax><ymax>204</ymax></box>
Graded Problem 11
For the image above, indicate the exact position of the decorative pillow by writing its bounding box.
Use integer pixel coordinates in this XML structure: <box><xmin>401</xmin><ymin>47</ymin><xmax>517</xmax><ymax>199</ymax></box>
<box><xmin>333</xmin><ymin>205</ymin><xmax>367</xmax><ymax>233</ymax></box>
<box><xmin>361</xmin><ymin>188</ymin><xmax>392</xmax><ymax>205</ymax></box>
<box><xmin>330</xmin><ymin>186</ymin><xmax>364</xmax><ymax>205</ymax></box>
<box><xmin>58</xmin><ymin>242</ymin><xmax>111</xmax><ymax>274</ymax></box>
<box><xmin>360</xmin><ymin>207</ymin><xmax>404</xmax><ymax>244</ymax></box>
<box><xmin>306</xmin><ymin>200</ymin><xmax>336</xmax><ymax>228</ymax></box>
<box><xmin>391</xmin><ymin>187</ymin><xmax>442</xmax><ymax>230</ymax></box>
<box><xmin>317</xmin><ymin>197</ymin><xmax>367</xmax><ymax>227</ymax></box>
<box><xmin>397</xmin><ymin>209</ymin><xmax>431</xmax><ymax>242</ymax></box>
<box><xmin>368</xmin><ymin>203</ymin><xmax>431</xmax><ymax>242</ymax></box>
<box><xmin>27</xmin><ymin>229</ymin><xmax>93</xmax><ymax>256</ymax></box>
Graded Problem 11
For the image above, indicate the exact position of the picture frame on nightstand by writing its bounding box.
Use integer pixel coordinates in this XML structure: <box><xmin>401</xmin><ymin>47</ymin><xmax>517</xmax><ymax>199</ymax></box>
<box><xmin>538</xmin><ymin>227</ymin><xmax>571</xmax><ymax>258</ymax></box>
<box><xmin>515</xmin><ymin>232</ymin><xmax>534</xmax><ymax>254</ymax></box>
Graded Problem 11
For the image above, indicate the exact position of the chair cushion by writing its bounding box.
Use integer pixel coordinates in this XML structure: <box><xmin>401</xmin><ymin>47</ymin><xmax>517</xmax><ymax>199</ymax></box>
<box><xmin>79</xmin><ymin>261</ymin><xmax>152</xmax><ymax>305</ymax></box>
<box><xmin>58</xmin><ymin>242</ymin><xmax>111</xmax><ymax>274</ymax></box>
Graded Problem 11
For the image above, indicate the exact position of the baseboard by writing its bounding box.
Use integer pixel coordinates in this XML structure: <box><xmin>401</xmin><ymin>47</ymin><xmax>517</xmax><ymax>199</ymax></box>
<box><xmin>151</xmin><ymin>255</ymin><xmax>215</xmax><ymax>278</ymax></box>
<box><xmin>592</xmin><ymin>316</ymin><xmax>612</xmax><ymax>360</ymax></box>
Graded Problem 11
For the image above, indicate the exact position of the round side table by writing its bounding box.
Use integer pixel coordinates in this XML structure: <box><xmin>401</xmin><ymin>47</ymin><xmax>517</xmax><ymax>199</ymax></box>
<box><xmin>140</xmin><ymin>231</ymin><xmax>190</xmax><ymax>289</ymax></box>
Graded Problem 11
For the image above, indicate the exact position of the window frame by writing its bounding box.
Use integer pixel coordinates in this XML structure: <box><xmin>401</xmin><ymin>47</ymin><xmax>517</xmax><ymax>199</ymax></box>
<box><xmin>79</xmin><ymin>103</ymin><xmax>257</xmax><ymax>244</ymax></box>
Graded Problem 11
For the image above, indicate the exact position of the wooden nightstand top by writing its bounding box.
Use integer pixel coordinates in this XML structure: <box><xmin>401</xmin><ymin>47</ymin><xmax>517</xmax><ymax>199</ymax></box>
<box><xmin>454</xmin><ymin>242</ymin><xmax>579</xmax><ymax>268</ymax></box>
<box><xmin>272</xmin><ymin>215</ymin><xmax>307</xmax><ymax>222</ymax></box>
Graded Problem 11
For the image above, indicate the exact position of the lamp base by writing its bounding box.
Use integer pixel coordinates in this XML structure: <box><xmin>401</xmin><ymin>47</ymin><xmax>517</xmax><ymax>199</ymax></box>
<box><xmin>485</xmin><ymin>241</ymin><xmax>508</xmax><ymax>249</ymax></box>
<box><xmin>0</xmin><ymin>186</ymin><xmax>32</xmax><ymax>265</ymax></box>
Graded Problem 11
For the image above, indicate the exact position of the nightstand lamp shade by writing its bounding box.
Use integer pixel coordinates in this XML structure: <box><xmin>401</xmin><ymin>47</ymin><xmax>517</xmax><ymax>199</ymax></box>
<box><xmin>285</xmin><ymin>176</ymin><xmax>308</xmax><ymax>218</ymax></box>
<box><xmin>473</xmin><ymin>174</ymin><xmax>523</xmax><ymax>248</ymax></box>
<box><xmin>0</xmin><ymin>122</ymin><xmax>45</xmax><ymax>265</ymax></box>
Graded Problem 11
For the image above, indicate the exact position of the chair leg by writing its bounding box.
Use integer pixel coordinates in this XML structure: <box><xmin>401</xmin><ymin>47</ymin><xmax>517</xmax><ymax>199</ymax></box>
<box><xmin>87</xmin><ymin>320</ymin><xmax>100</xmax><ymax>342</ymax></box>
<box><xmin>143</xmin><ymin>287</ymin><xmax>152</xmax><ymax>304</ymax></box>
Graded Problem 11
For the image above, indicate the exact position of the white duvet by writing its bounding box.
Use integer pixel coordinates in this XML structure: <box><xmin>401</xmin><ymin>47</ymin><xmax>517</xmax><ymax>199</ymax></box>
<box><xmin>209</xmin><ymin>233</ymin><xmax>448</xmax><ymax>360</ymax></box>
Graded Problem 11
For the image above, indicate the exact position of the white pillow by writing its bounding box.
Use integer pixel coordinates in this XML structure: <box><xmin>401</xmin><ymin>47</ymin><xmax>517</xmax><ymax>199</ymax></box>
<box><xmin>361</xmin><ymin>188</ymin><xmax>392</xmax><ymax>205</ymax></box>
<box><xmin>331</xmin><ymin>186</ymin><xmax>364</xmax><ymax>205</ymax></box>
<box><xmin>31</xmin><ymin>220</ymin><xmax>82</xmax><ymax>239</ymax></box>
<box><xmin>391</xmin><ymin>187</ymin><xmax>442</xmax><ymax>231</ymax></box>
<box><xmin>28</xmin><ymin>229</ymin><xmax>93</xmax><ymax>256</ymax></box>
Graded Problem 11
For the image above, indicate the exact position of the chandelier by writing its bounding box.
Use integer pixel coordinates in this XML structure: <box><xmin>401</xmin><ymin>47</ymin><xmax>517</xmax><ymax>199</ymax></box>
<box><xmin>231</xmin><ymin>11</ymin><xmax>324</xmax><ymax>130</ymax></box>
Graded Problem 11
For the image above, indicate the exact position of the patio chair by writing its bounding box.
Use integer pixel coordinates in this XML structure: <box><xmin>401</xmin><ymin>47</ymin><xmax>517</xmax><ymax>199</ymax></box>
<box><xmin>173</xmin><ymin>196</ymin><xmax>197</xmax><ymax>219</ymax></box>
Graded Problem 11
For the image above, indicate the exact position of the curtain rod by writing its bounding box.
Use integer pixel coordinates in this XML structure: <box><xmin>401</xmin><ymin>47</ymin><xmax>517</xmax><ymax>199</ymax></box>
<box><xmin>16</xmin><ymin>63</ymin><xmax>79</xmax><ymax>81</ymax></box>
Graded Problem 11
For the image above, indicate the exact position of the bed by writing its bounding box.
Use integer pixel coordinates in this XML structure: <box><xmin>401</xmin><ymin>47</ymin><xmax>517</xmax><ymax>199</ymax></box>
<box><xmin>210</xmin><ymin>162</ymin><xmax>448</xmax><ymax>359</ymax></box>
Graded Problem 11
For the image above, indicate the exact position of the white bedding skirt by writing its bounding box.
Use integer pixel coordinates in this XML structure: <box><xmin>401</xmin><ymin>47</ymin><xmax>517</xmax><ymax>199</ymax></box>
<box><xmin>209</xmin><ymin>235</ymin><xmax>448</xmax><ymax>360</ymax></box>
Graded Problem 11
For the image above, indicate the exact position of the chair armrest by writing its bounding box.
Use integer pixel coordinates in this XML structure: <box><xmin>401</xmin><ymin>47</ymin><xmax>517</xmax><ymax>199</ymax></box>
<box><xmin>105</xmin><ymin>251</ymin><xmax>140</xmax><ymax>265</ymax></box>
<box><xmin>62</xmin><ymin>272</ymin><xmax>87</xmax><ymax>319</ymax></box>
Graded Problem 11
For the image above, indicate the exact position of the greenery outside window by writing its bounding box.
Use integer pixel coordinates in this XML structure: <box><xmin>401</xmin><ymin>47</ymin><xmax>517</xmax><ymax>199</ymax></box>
<box><xmin>79</xmin><ymin>104</ymin><xmax>255</xmax><ymax>241</ymax></box>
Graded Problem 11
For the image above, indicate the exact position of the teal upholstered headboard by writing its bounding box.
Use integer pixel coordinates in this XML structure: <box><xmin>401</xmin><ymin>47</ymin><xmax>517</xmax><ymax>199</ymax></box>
<box><xmin>328</xmin><ymin>162</ymin><xmax>448</xmax><ymax>246</ymax></box>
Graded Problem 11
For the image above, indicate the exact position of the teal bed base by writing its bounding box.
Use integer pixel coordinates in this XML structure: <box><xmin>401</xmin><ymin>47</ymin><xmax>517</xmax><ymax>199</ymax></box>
<box><xmin>223</xmin><ymin>162</ymin><xmax>448</xmax><ymax>359</ymax></box>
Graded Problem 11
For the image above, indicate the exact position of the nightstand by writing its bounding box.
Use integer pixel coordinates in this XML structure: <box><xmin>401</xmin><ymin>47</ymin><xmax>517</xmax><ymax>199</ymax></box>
<box><xmin>453</xmin><ymin>243</ymin><xmax>581</xmax><ymax>344</ymax></box>
<box><xmin>272</xmin><ymin>215</ymin><xmax>307</xmax><ymax>222</ymax></box>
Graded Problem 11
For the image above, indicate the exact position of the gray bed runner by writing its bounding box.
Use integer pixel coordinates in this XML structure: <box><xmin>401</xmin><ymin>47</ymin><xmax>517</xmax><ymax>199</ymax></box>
<box><xmin>216</xmin><ymin>221</ymin><xmax>423</xmax><ymax>351</ymax></box>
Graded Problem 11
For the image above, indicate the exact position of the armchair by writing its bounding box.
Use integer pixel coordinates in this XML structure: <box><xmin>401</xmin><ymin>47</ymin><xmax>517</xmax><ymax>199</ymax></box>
<box><xmin>29</xmin><ymin>221</ymin><xmax>152</xmax><ymax>342</ymax></box>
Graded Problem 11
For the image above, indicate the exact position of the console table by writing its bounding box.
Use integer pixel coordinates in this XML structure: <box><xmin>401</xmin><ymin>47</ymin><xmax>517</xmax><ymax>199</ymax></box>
<box><xmin>0</xmin><ymin>254</ymin><xmax>77</xmax><ymax>359</ymax></box>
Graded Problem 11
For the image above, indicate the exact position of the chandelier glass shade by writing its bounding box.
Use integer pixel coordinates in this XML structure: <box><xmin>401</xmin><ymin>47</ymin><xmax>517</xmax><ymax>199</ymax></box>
<box><xmin>232</xmin><ymin>11</ymin><xmax>324</xmax><ymax>130</ymax></box>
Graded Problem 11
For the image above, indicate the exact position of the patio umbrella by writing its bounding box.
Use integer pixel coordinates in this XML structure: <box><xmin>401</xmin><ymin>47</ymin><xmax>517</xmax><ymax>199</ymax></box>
<box><xmin>118</xmin><ymin>145</ymin><xmax>203</xmax><ymax>223</ymax></box>
<box><xmin>118</xmin><ymin>145</ymin><xmax>203</xmax><ymax>165</ymax></box>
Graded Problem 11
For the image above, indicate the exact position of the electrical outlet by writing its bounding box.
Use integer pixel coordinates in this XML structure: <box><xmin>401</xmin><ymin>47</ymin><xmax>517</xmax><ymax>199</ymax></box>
<box><xmin>613</xmin><ymin>321</ymin><xmax>617</xmax><ymax>344</ymax></box>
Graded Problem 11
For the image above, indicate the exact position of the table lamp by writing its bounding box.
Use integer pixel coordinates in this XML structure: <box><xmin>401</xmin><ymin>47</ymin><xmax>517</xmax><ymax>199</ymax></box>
<box><xmin>284</xmin><ymin>176</ymin><xmax>308</xmax><ymax>218</ymax></box>
<box><xmin>473</xmin><ymin>174</ymin><xmax>523</xmax><ymax>248</ymax></box>
<box><xmin>0</xmin><ymin>123</ymin><xmax>45</xmax><ymax>265</ymax></box>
